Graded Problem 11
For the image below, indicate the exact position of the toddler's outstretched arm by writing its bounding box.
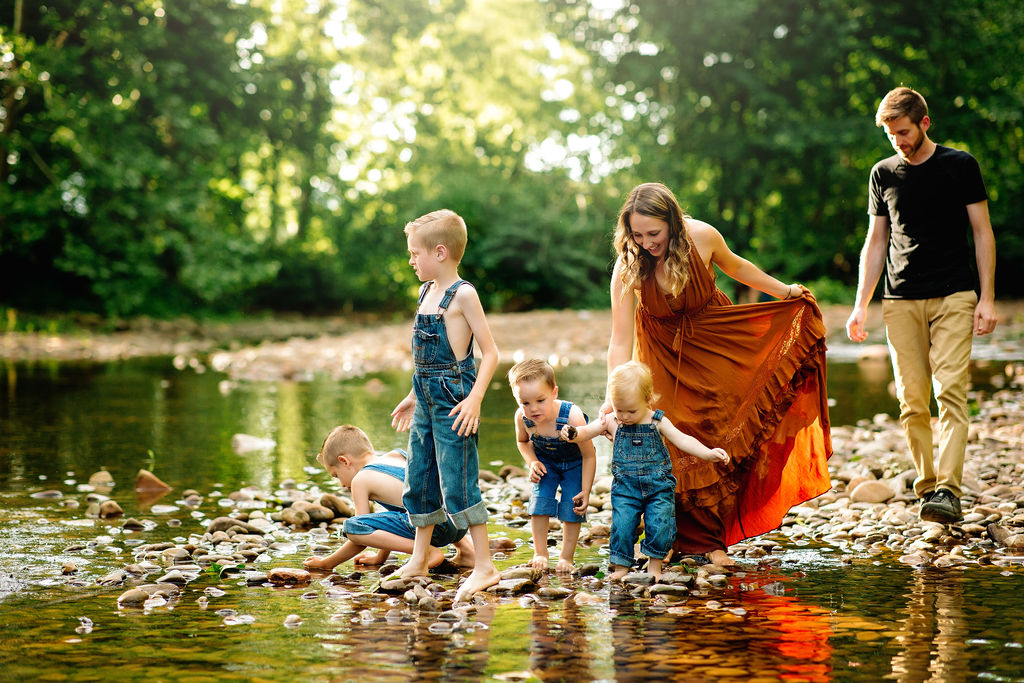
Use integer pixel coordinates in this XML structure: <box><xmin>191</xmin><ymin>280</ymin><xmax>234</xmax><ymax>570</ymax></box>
<box><xmin>560</xmin><ymin>414</ymin><xmax>614</xmax><ymax>443</ymax></box>
<box><xmin>657</xmin><ymin>417</ymin><xmax>730</xmax><ymax>463</ymax></box>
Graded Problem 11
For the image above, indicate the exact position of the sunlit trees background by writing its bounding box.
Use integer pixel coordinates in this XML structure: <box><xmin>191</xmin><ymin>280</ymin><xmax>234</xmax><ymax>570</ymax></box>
<box><xmin>2</xmin><ymin>0</ymin><xmax>1022</xmax><ymax>317</ymax></box>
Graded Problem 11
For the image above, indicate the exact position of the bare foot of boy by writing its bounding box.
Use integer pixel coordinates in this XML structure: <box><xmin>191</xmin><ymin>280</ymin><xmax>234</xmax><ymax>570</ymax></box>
<box><xmin>426</xmin><ymin>547</ymin><xmax>446</xmax><ymax>569</ymax></box>
<box><xmin>398</xmin><ymin>558</ymin><xmax>431</xmax><ymax>579</ymax></box>
<box><xmin>452</xmin><ymin>547</ymin><xmax>475</xmax><ymax>568</ymax></box>
<box><xmin>454</xmin><ymin>566</ymin><xmax>501</xmax><ymax>602</ymax></box>
<box><xmin>529</xmin><ymin>554</ymin><xmax>549</xmax><ymax>571</ymax></box>
<box><xmin>555</xmin><ymin>558</ymin><xmax>574</xmax><ymax>574</ymax></box>
<box><xmin>706</xmin><ymin>549</ymin><xmax>735</xmax><ymax>567</ymax></box>
<box><xmin>608</xmin><ymin>565</ymin><xmax>629</xmax><ymax>582</ymax></box>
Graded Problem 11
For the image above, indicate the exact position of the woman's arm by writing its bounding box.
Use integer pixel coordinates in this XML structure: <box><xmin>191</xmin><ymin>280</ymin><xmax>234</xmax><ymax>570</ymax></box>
<box><xmin>604</xmin><ymin>257</ymin><xmax>637</xmax><ymax>417</ymax></box>
<box><xmin>691</xmin><ymin>221</ymin><xmax>799</xmax><ymax>300</ymax></box>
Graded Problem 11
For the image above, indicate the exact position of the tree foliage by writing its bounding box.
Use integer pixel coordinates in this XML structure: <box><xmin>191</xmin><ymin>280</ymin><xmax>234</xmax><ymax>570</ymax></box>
<box><xmin>1</xmin><ymin>0</ymin><xmax>1022</xmax><ymax>316</ymax></box>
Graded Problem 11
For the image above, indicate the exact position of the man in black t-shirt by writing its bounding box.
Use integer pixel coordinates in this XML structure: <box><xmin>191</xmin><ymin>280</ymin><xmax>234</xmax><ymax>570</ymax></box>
<box><xmin>846</xmin><ymin>86</ymin><xmax>997</xmax><ymax>524</ymax></box>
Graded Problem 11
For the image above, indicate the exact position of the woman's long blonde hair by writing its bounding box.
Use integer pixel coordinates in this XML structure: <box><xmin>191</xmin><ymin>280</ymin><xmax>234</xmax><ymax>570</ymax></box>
<box><xmin>613</xmin><ymin>182</ymin><xmax>692</xmax><ymax>297</ymax></box>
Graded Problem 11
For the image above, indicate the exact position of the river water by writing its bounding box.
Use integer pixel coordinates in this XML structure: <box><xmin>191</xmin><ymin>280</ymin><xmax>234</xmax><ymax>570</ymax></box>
<box><xmin>2</xmin><ymin>357</ymin><xmax>1023</xmax><ymax>681</ymax></box>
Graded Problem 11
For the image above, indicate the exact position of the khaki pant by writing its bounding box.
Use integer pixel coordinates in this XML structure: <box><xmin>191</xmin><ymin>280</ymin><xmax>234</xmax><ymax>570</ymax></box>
<box><xmin>883</xmin><ymin>291</ymin><xmax>977</xmax><ymax>498</ymax></box>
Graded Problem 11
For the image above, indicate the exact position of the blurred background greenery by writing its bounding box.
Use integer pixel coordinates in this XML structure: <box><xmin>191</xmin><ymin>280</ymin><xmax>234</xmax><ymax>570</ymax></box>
<box><xmin>2</xmin><ymin>0</ymin><xmax>1021</xmax><ymax>319</ymax></box>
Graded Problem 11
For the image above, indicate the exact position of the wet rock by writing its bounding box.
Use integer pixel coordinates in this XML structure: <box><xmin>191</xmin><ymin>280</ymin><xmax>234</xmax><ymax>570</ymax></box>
<box><xmin>500</xmin><ymin>566</ymin><xmax>542</xmax><ymax>582</ymax></box>
<box><xmin>849</xmin><ymin>480</ymin><xmax>895</xmax><ymax>504</ymax></box>
<box><xmin>231</xmin><ymin>433</ymin><xmax>276</xmax><ymax>454</ymax></box>
<box><xmin>649</xmin><ymin>583</ymin><xmax>689</xmax><ymax>597</ymax></box>
<box><xmin>162</xmin><ymin>547</ymin><xmax>192</xmax><ymax>563</ymax></box>
<box><xmin>98</xmin><ymin>500</ymin><xmax>124</xmax><ymax>518</ymax></box>
<box><xmin>622</xmin><ymin>572</ymin><xmax>656</xmax><ymax>585</ymax></box>
<box><xmin>281</xmin><ymin>507</ymin><xmax>311</xmax><ymax>527</ymax></box>
<box><xmin>62</xmin><ymin>562</ymin><xmax>78</xmax><ymax>575</ymax></box>
<box><xmin>267</xmin><ymin>567</ymin><xmax>311</xmax><ymax>586</ymax></box>
<box><xmin>122</xmin><ymin>517</ymin><xmax>145</xmax><ymax>530</ymax></box>
<box><xmin>490</xmin><ymin>538</ymin><xmax>516</xmax><ymax>553</ymax></box>
<box><xmin>576</xmin><ymin>563</ymin><xmax>602</xmax><ymax>577</ymax></box>
<box><xmin>319</xmin><ymin>494</ymin><xmax>355</xmax><ymax>518</ymax></box>
<box><xmin>117</xmin><ymin>588</ymin><xmax>151</xmax><ymax>607</ymax></box>
<box><xmin>204</xmin><ymin>516</ymin><xmax>265</xmax><ymax>535</ymax></box>
<box><xmin>156</xmin><ymin>570</ymin><xmax>191</xmax><ymax>585</ymax></box>
<box><xmin>97</xmin><ymin>570</ymin><xmax>127</xmax><ymax>586</ymax></box>
<box><xmin>588</xmin><ymin>523</ymin><xmax>611</xmax><ymax>538</ymax></box>
<box><xmin>537</xmin><ymin>586</ymin><xmax>572</xmax><ymax>599</ymax></box>
<box><xmin>988</xmin><ymin>523</ymin><xmax>1012</xmax><ymax>545</ymax></box>
<box><xmin>135</xmin><ymin>469</ymin><xmax>171</xmax><ymax>492</ymax></box>
<box><xmin>301</xmin><ymin>503</ymin><xmax>335</xmax><ymax>524</ymax></box>
<box><xmin>283</xmin><ymin>614</ymin><xmax>302</xmax><ymax>628</ymax></box>
<box><xmin>30</xmin><ymin>490</ymin><xmax>63</xmax><ymax>499</ymax></box>
<box><xmin>89</xmin><ymin>471</ymin><xmax>114</xmax><ymax>487</ymax></box>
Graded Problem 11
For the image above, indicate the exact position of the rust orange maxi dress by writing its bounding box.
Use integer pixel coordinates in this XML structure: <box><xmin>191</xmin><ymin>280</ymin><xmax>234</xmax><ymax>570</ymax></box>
<box><xmin>634</xmin><ymin>242</ymin><xmax>832</xmax><ymax>554</ymax></box>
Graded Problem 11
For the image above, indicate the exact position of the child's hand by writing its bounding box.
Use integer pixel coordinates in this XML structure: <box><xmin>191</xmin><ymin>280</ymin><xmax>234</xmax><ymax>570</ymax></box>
<box><xmin>391</xmin><ymin>394</ymin><xmax>416</xmax><ymax>432</ymax></box>
<box><xmin>353</xmin><ymin>551</ymin><xmax>386</xmax><ymax>566</ymax></box>
<box><xmin>527</xmin><ymin>460</ymin><xmax>547</xmax><ymax>483</ymax></box>
<box><xmin>572</xmin><ymin>490</ymin><xmax>591</xmax><ymax>516</ymax></box>
<box><xmin>559</xmin><ymin>424</ymin><xmax>577</xmax><ymax>442</ymax></box>
<box><xmin>303</xmin><ymin>556</ymin><xmax>332</xmax><ymax>571</ymax></box>
<box><xmin>450</xmin><ymin>395</ymin><xmax>483</xmax><ymax>436</ymax></box>
<box><xmin>704</xmin><ymin>447</ymin><xmax>730</xmax><ymax>464</ymax></box>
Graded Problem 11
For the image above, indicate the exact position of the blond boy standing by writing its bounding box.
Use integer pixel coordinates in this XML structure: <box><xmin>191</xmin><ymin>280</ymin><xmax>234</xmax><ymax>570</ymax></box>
<box><xmin>390</xmin><ymin>209</ymin><xmax>500</xmax><ymax>600</ymax></box>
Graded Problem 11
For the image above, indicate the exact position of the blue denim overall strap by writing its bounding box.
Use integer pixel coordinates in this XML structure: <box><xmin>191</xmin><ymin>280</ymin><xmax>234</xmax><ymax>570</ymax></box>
<box><xmin>523</xmin><ymin>401</ymin><xmax>588</xmax><ymax>460</ymax></box>
<box><xmin>412</xmin><ymin>280</ymin><xmax>475</xmax><ymax>374</ymax></box>
<box><xmin>361</xmin><ymin>462</ymin><xmax>406</xmax><ymax>512</ymax></box>
<box><xmin>523</xmin><ymin>401</ymin><xmax>588</xmax><ymax>522</ymax></box>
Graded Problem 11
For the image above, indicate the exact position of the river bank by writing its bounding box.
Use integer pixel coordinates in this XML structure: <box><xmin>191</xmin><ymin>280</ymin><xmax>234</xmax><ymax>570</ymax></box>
<box><xmin>5</xmin><ymin>302</ymin><xmax>1024</xmax><ymax>379</ymax></box>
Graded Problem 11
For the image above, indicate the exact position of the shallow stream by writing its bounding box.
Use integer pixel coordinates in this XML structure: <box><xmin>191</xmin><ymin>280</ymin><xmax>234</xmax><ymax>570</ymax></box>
<box><xmin>2</xmin><ymin>357</ymin><xmax>1023</xmax><ymax>681</ymax></box>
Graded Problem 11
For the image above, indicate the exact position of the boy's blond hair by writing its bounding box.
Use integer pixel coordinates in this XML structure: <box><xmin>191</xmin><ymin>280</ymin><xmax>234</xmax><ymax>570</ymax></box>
<box><xmin>318</xmin><ymin>425</ymin><xmax>373</xmax><ymax>465</ymax></box>
<box><xmin>607</xmin><ymin>360</ymin><xmax>657</xmax><ymax>406</ymax></box>
<box><xmin>507</xmin><ymin>358</ymin><xmax>556</xmax><ymax>392</ymax></box>
<box><xmin>404</xmin><ymin>209</ymin><xmax>468</xmax><ymax>263</ymax></box>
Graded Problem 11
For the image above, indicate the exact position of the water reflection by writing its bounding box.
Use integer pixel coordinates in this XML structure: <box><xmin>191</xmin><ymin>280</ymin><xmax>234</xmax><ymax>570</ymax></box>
<box><xmin>528</xmin><ymin>602</ymin><xmax>593</xmax><ymax>681</ymax></box>
<box><xmin>606</xmin><ymin>577</ymin><xmax>833</xmax><ymax>681</ymax></box>
<box><xmin>890</xmin><ymin>570</ymin><xmax>968</xmax><ymax>683</ymax></box>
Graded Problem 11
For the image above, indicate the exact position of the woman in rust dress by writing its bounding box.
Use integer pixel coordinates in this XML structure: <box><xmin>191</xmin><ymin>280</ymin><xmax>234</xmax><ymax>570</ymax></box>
<box><xmin>605</xmin><ymin>182</ymin><xmax>832</xmax><ymax>566</ymax></box>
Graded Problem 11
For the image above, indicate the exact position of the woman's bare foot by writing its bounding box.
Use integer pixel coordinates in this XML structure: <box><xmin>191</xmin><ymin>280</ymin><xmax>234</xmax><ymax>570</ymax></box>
<box><xmin>454</xmin><ymin>566</ymin><xmax>501</xmax><ymax>602</ymax></box>
<box><xmin>706</xmin><ymin>549</ymin><xmax>735</xmax><ymax>567</ymax></box>
<box><xmin>555</xmin><ymin>557</ymin><xmax>574</xmax><ymax>574</ymax></box>
<box><xmin>529</xmin><ymin>554</ymin><xmax>549</xmax><ymax>571</ymax></box>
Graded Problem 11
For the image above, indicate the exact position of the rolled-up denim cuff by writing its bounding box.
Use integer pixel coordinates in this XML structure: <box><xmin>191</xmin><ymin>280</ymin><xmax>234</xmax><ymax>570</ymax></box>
<box><xmin>447</xmin><ymin>499</ymin><xmax>490</xmax><ymax>529</ymax></box>
<box><xmin>608</xmin><ymin>553</ymin><xmax>636</xmax><ymax>569</ymax></box>
<box><xmin>639</xmin><ymin>538</ymin><xmax>671</xmax><ymax>561</ymax></box>
<box><xmin>406</xmin><ymin>507</ymin><xmax>450</xmax><ymax>528</ymax></box>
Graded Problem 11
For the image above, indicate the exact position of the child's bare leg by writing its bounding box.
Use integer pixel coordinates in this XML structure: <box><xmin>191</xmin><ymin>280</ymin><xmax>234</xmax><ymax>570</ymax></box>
<box><xmin>529</xmin><ymin>515</ymin><xmax>550</xmax><ymax>570</ymax></box>
<box><xmin>346</xmin><ymin>531</ymin><xmax>444</xmax><ymax>568</ymax></box>
<box><xmin>706</xmin><ymin>549</ymin><xmax>734</xmax><ymax>567</ymax></box>
<box><xmin>608</xmin><ymin>563</ymin><xmax>629</xmax><ymax>581</ymax></box>
<box><xmin>647</xmin><ymin>557</ymin><xmax>664</xmax><ymax>582</ymax></box>
<box><xmin>451</xmin><ymin>535</ymin><xmax>475</xmax><ymax>568</ymax></box>
<box><xmin>454</xmin><ymin>523</ymin><xmax>500</xmax><ymax>602</ymax></box>
<box><xmin>399</xmin><ymin>524</ymin><xmax>435</xmax><ymax>578</ymax></box>
<box><xmin>555</xmin><ymin>521</ymin><xmax>581</xmax><ymax>574</ymax></box>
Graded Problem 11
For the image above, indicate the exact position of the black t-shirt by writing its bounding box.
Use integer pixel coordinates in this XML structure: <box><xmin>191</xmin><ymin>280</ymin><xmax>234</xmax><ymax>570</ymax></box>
<box><xmin>868</xmin><ymin>145</ymin><xmax>988</xmax><ymax>299</ymax></box>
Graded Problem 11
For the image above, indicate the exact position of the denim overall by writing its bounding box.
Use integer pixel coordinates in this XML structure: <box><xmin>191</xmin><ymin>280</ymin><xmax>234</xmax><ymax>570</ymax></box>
<box><xmin>523</xmin><ymin>401</ymin><xmax>588</xmax><ymax>523</ymax></box>
<box><xmin>608</xmin><ymin>409</ymin><xmax>677</xmax><ymax>568</ymax></box>
<box><xmin>344</xmin><ymin>457</ymin><xmax>465</xmax><ymax>546</ymax></box>
<box><xmin>402</xmin><ymin>279</ymin><xmax>489</xmax><ymax>530</ymax></box>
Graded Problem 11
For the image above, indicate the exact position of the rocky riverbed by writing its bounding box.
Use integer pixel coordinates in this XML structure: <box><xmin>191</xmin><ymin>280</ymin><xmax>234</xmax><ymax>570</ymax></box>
<box><xmin>22</xmin><ymin>366</ymin><xmax>1024</xmax><ymax>619</ymax></box>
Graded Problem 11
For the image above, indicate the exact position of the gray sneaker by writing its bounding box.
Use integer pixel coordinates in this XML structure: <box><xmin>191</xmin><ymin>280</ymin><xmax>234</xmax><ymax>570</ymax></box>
<box><xmin>920</xmin><ymin>488</ymin><xmax>962</xmax><ymax>523</ymax></box>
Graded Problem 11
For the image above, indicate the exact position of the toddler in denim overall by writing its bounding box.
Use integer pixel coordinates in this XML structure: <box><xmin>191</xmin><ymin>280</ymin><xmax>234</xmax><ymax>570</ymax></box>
<box><xmin>608</xmin><ymin>408</ymin><xmax>676</xmax><ymax>571</ymax></box>
<box><xmin>523</xmin><ymin>401</ymin><xmax>589</xmax><ymax>524</ymax></box>
<box><xmin>402</xmin><ymin>280</ymin><xmax>490</xmax><ymax>532</ymax></box>
<box><xmin>561</xmin><ymin>360</ymin><xmax>729</xmax><ymax>580</ymax></box>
